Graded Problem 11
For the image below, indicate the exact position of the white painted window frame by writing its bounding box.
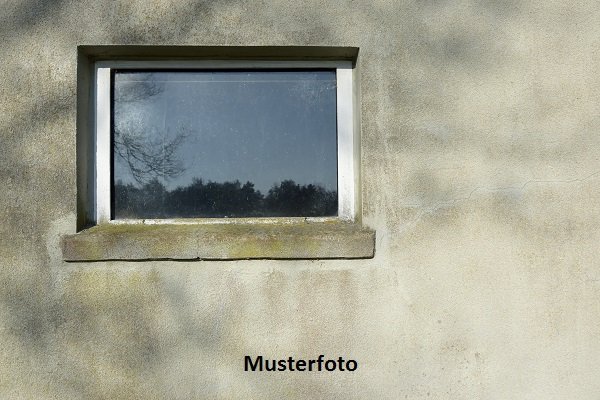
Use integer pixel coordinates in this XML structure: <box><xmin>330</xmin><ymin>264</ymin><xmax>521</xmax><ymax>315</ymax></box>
<box><xmin>93</xmin><ymin>60</ymin><xmax>358</xmax><ymax>224</ymax></box>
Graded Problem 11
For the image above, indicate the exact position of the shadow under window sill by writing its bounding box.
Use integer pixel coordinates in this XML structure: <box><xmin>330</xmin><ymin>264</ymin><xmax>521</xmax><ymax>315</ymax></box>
<box><xmin>61</xmin><ymin>219</ymin><xmax>375</xmax><ymax>261</ymax></box>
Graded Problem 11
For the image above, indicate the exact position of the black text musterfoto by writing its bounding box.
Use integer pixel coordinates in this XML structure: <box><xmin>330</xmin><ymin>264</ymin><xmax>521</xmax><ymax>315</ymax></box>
<box><xmin>244</xmin><ymin>355</ymin><xmax>358</xmax><ymax>372</ymax></box>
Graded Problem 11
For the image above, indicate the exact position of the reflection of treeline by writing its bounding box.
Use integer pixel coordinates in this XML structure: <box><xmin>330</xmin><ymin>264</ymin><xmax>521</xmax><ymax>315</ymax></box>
<box><xmin>114</xmin><ymin>178</ymin><xmax>338</xmax><ymax>218</ymax></box>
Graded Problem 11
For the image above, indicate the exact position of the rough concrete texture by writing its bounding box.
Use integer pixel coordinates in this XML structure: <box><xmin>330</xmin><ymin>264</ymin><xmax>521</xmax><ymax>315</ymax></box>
<box><xmin>61</xmin><ymin>222</ymin><xmax>375</xmax><ymax>260</ymax></box>
<box><xmin>1</xmin><ymin>0</ymin><xmax>600</xmax><ymax>399</ymax></box>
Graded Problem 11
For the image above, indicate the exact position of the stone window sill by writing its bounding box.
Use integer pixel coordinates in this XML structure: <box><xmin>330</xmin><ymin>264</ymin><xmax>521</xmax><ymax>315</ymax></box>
<box><xmin>61</xmin><ymin>220</ymin><xmax>375</xmax><ymax>261</ymax></box>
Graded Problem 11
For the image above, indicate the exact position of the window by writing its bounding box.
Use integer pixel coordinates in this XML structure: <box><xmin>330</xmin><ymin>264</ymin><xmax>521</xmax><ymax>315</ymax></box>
<box><xmin>93</xmin><ymin>60</ymin><xmax>358</xmax><ymax>223</ymax></box>
<box><xmin>64</xmin><ymin>46</ymin><xmax>373</xmax><ymax>261</ymax></box>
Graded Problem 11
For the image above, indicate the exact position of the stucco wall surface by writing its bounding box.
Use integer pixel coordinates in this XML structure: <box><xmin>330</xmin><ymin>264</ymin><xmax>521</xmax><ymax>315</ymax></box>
<box><xmin>2</xmin><ymin>1</ymin><xmax>600</xmax><ymax>399</ymax></box>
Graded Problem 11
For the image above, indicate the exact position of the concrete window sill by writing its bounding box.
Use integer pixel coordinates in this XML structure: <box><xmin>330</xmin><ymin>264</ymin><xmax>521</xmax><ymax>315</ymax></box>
<box><xmin>61</xmin><ymin>221</ymin><xmax>375</xmax><ymax>261</ymax></box>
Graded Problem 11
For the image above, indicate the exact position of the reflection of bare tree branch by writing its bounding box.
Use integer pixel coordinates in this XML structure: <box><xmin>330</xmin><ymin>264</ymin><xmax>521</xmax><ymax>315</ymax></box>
<box><xmin>113</xmin><ymin>72</ymin><xmax>187</xmax><ymax>185</ymax></box>
<box><xmin>114</xmin><ymin>73</ymin><xmax>164</xmax><ymax>103</ymax></box>
<box><xmin>114</xmin><ymin>127</ymin><xmax>187</xmax><ymax>185</ymax></box>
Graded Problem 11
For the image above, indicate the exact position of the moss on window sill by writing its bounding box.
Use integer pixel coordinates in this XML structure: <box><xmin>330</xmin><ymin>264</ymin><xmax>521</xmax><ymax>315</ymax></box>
<box><xmin>61</xmin><ymin>220</ymin><xmax>375</xmax><ymax>261</ymax></box>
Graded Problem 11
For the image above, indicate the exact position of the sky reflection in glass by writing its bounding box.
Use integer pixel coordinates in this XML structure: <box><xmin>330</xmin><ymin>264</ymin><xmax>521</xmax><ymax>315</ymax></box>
<box><xmin>112</xmin><ymin>70</ymin><xmax>338</xmax><ymax>218</ymax></box>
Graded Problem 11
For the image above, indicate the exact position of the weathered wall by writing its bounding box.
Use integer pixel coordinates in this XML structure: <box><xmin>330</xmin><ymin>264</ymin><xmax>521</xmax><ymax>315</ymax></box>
<box><xmin>2</xmin><ymin>1</ymin><xmax>600</xmax><ymax>398</ymax></box>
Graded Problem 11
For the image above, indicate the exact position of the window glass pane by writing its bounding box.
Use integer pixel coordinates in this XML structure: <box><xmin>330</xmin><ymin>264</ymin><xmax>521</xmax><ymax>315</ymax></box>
<box><xmin>112</xmin><ymin>70</ymin><xmax>338</xmax><ymax>218</ymax></box>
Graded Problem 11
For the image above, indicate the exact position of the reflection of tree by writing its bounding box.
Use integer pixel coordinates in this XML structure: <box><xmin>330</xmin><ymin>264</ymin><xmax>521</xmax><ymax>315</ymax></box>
<box><xmin>169</xmin><ymin>179</ymin><xmax>264</xmax><ymax>217</ymax></box>
<box><xmin>114</xmin><ymin>179</ymin><xmax>338</xmax><ymax>218</ymax></box>
<box><xmin>113</xmin><ymin>73</ymin><xmax>187</xmax><ymax>184</ymax></box>
<box><xmin>114</xmin><ymin>126</ymin><xmax>186</xmax><ymax>185</ymax></box>
<box><xmin>265</xmin><ymin>179</ymin><xmax>338</xmax><ymax>216</ymax></box>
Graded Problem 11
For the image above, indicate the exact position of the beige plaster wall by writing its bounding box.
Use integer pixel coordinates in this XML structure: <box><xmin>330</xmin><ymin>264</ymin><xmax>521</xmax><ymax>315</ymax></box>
<box><xmin>1</xmin><ymin>0</ymin><xmax>600</xmax><ymax>398</ymax></box>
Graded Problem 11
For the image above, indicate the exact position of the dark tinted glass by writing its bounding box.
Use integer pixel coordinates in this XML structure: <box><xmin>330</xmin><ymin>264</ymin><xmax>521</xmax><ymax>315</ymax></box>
<box><xmin>112</xmin><ymin>70</ymin><xmax>338</xmax><ymax>218</ymax></box>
